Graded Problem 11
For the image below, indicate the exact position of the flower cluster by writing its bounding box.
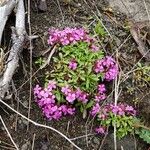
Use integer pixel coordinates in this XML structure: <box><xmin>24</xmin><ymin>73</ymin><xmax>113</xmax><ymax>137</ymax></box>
<box><xmin>109</xmin><ymin>103</ymin><xmax>136</xmax><ymax>116</ymax></box>
<box><xmin>33</xmin><ymin>27</ymin><xmax>137</xmax><ymax>139</ymax></box>
<box><xmin>91</xmin><ymin>103</ymin><xmax>136</xmax><ymax>118</ymax></box>
<box><xmin>34</xmin><ymin>81</ymin><xmax>75</xmax><ymax>120</ymax></box>
<box><xmin>94</xmin><ymin>84</ymin><xmax>107</xmax><ymax>102</ymax></box>
<box><xmin>48</xmin><ymin>27</ymin><xmax>99</xmax><ymax>51</ymax></box>
<box><xmin>90</xmin><ymin>103</ymin><xmax>101</xmax><ymax>116</ymax></box>
<box><xmin>91</xmin><ymin>103</ymin><xmax>136</xmax><ymax>134</ymax></box>
<box><xmin>61</xmin><ymin>86</ymin><xmax>89</xmax><ymax>104</ymax></box>
<box><xmin>94</xmin><ymin>56</ymin><xmax>118</xmax><ymax>81</ymax></box>
<box><xmin>76</xmin><ymin>88</ymin><xmax>89</xmax><ymax>104</ymax></box>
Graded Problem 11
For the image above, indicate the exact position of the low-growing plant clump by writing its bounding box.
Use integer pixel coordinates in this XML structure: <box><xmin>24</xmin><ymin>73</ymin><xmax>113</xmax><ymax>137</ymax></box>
<box><xmin>34</xmin><ymin>27</ymin><xmax>138</xmax><ymax>139</ymax></box>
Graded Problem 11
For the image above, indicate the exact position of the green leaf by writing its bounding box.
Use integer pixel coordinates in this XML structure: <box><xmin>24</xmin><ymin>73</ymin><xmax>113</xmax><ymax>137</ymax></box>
<box><xmin>35</xmin><ymin>57</ymin><xmax>45</xmax><ymax>66</ymax></box>
<box><xmin>80</xmin><ymin>75</ymin><xmax>86</xmax><ymax>81</ymax></box>
<box><xmin>94</xmin><ymin>21</ymin><xmax>107</xmax><ymax>37</ymax></box>
<box><xmin>89</xmin><ymin>74</ymin><xmax>99</xmax><ymax>81</ymax></box>
<box><xmin>80</xmin><ymin>105</ymin><xmax>84</xmax><ymax>113</ymax></box>
<box><xmin>135</xmin><ymin>128</ymin><xmax>150</xmax><ymax>144</ymax></box>
<box><xmin>55</xmin><ymin>91</ymin><xmax>61</xmax><ymax>102</ymax></box>
<box><xmin>86</xmin><ymin>78</ymin><xmax>90</xmax><ymax>89</ymax></box>
<box><xmin>86</xmin><ymin>100</ymin><xmax>94</xmax><ymax>109</ymax></box>
<box><xmin>59</xmin><ymin>52</ymin><xmax>63</xmax><ymax>59</ymax></box>
<box><xmin>137</xmin><ymin>62</ymin><xmax>142</xmax><ymax>68</ymax></box>
<box><xmin>53</xmin><ymin>57</ymin><xmax>58</xmax><ymax>62</ymax></box>
<box><xmin>106</xmin><ymin>119</ymin><xmax>111</xmax><ymax>125</ymax></box>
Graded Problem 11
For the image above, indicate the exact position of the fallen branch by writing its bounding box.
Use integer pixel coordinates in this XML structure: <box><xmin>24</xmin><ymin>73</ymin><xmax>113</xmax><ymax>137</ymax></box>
<box><xmin>0</xmin><ymin>0</ymin><xmax>25</xmax><ymax>98</ymax></box>
<box><xmin>0</xmin><ymin>0</ymin><xmax>18</xmax><ymax>44</ymax></box>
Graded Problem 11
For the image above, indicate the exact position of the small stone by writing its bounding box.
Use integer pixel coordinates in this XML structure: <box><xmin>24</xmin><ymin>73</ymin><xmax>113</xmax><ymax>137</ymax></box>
<box><xmin>38</xmin><ymin>0</ymin><xmax>47</xmax><ymax>12</ymax></box>
<box><xmin>1</xmin><ymin>127</ymin><xmax>5</xmax><ymax>131</ymax></box>
<box><xmin>41</xmin><ymin>143</ymin><xmax>48</xmax><ymax>150</ymax></box>
<box><xmin>18</xmin><ymin>119</ymin><xmax>22</xmax><ymax>124</ymax></box>
<box><xmin>93</xmin><ymin>137</ymin><xmax>100</xmax><ymax>144</ymax></box>
<box><xmin>118</xmin><ymin>32</ymin><xmax>127</xmax><ymax>37</ymax></box>
<box><xmin>21</xmin><ymin>141</ymin><xmax>31</xmax><ymax>150</ymax></box>
<box><xmin>22</xmin><ymin>119</ymin><xmax>29</xmax><ymax>126</ymax></box>
<box><xmin>115</xmin><ymin>38</ymin><xmax>121</xmax><ymax>46</ymax></box>
<box><xmin>77</xmin><ymin>3</ymin><xmax>81</xmax><ymax>7</ymax></box>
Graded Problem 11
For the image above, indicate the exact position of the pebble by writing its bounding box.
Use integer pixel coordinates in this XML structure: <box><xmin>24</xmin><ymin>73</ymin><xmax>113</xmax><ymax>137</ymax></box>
<box><xmin>118</xmin><ymin>32</ymin><xmax>127</xmax><ymax>37</ymax></box>
<box><xmin>22</xmin><ymin>118</ymin><xmax>29</xmax><ymax>126</ymax></box>
<box><xmin>115</xmin><ymin>37</ymin><xmax>121</xmax><ymax>46</ymax></box>
<box><xmin>93</xmin><ymin>137</ymin><xmax>100</xmax><ymax>144</ymax></box>
<box><xmin>21</xmin><ymin>141</ymin><xmax>31</xmax><ymax>150</ymax></box>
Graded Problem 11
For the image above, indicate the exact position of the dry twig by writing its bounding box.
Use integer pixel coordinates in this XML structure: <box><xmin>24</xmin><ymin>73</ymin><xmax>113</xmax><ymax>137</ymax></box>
<box><xmin>0</xmin><ymin>115</ymin><xmax>19</xmax><ymax>150</ymax></box>
<box><xmin>27</xmin><ymin>0</ymin><xmax>32</xmax><ymax>131</ymax></box>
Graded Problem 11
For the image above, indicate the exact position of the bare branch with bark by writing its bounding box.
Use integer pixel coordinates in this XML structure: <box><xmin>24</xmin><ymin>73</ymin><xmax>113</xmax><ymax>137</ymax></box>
<box><xmin>0</xmin><ymin>0</ymin><xmax>25</xmax><ymax>98</ymax></box>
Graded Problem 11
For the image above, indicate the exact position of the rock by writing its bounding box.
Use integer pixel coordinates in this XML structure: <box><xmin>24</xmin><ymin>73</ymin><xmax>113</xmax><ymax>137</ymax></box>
<box><xmin>21</xmin><ymin>141</ymin><xmax>31</xmax><ymax>150</ymax></box>
<box><xmin>115</xmin><ymin>37</ymin><xmax>121</xmax><ymax>46</ymax></box>
<box><xmin>118</xmin><ymin>32</ymin><xmax>127</xmax><ymax>37</ymax></box>
<box><xmin>22</xmin><ymin>118</ymin><xmax>29</xmax><ymax>126</ymax></box>
<box><xmin>38</xmin><ymin>0</ymin><xmax>47</xmax><ymax>12</ymax></box>
<box><xmin>109</xmin><ymin>0</ymin><xmax>150</xmax><ymax>22</ymax></box>
<box><xmin>41</xmin><ymin>143</ymin><xmax>48</xmax><ymax>150</ymax></box>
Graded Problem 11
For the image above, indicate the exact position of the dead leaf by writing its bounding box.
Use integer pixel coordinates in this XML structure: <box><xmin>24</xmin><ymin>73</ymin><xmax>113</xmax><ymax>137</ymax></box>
<box><xmin>129</xmin><ymin>20</ymin><xmax>150</xmax><ymax>61</ymax></box>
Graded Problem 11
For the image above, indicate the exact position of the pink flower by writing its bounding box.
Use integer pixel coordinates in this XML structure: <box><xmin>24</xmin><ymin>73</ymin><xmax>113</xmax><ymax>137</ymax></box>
<box><xmin>38</xmin><ymin>97</ymin><xmax>55</xmax><ymax>107</ymax></box>
<box><xmin>61</xmin><ymin>86</ymin><xmax>71</xmax><ymax>95</ymax></box>
<box><xmin>94</xmin><ymin>56</ymin><xmax>118</xmax><ymax>81</ymax></box>
<box><xmin>90</xmin><ymin>103</ymin><xmax>100</xmax><ymax>116</ymax></box>
<box><xmin>98</xmin><ymin>84</ymin><xmax>106</xmax><ymax>94</ymax></box>
<box><xmin>50</xmin><ymin>105</ymin><xmax>58</xmax><ymax>114</ymax></box>
<box><xmin>48</xmin><ymin>27</ymin><xmax>97</xmax><ymax>47</ymax></box>
<box><xmin>67</xmin><ymin>107</ymin><xmax>76</xmax><ymax>115</ymax></box>
<box><xmin>53</xmin><ymin>111</ymin><xmax>62</xmax><ymax>120</ymax></box>
<box><xmin>75</xmin><ymin>88</ymin><xmax>82</xmax><ymax>98</ymax></box>
<box><xmin>59</xmin><ymin>105</ymin><xmax>68</xmax><ymax>115</ymax></box>
<box><xmin>34</xmin><ymin>81</ymin><xmax>78</xmax><ymax>121</ymax></box>
<box><xmin>95</xmin><ymin>126</ymin><xmax>106</xmax><ymax>134</ymax></box>
<box><xmin>73</xmin><ymin>33</ymin><xmax>80</xmax><ymax>41</ymax></box>
<box><xmin>91</xmin><ymin>45</ymin><xmax>99</xmax><ymax>51</ymax></box>
<box><xmin>38</xmin><ymin>90</ymin><xmax>46</xmax><ymax>98</ymax></box>
<box><xmin>66</xmin><ymin>93</ymin><xmax>76</xmax><ymax>103</ymax></box>
<box><xmin>125</xmin><ymin>105</ymin><xmax>136</xmax><ymax>116</ymax></box>
<box><xmin>109</xmin><ymin>103</ymin><xmax>136</xmax><ymax>116</ymax></box>
<box><xmin>111</xmin><ymin>105</ymin><xmax>119</xmax><ymax>114</ymax></box>
<box><xmin>34</xmin><ymin>85</ymin><xmax>42</xmax><ymax>95</ymax></box>
<box><xmin>95</xmin><ymin>93</ymin><xmax>106</xmax><ymax>102</ymax></box>
<box><xmin>125</xmin><ymin>105</ymin><xmax>134</xmax><ymax>112</ymax></box>
<box><xmin>118</xmin><ymin>107</ymin><xmax>125</xmax><ymax>116</ymax></box>
<box><xmin>61</xmin><ymin>38</ymin><xmax>70</xmax><ymax>45</ymax></box>
<box><xmin>59</xmin><ymin>105</ymin><xmax>75</xmax><ymax>116</ymax></box>
<box><xmin>68</xmin><ymin>60</ymin><xmax>77</xmax><ymax>70</ymax></box>
<box><xmin>78</xmin><ymin>92</ymin><xmax>88</xmax><ymax>103</ymax></box>
<box><xmin>94</xmin><ymin>60</ymin><xmax>104</xmax><ymax>73</ymax></box>
<box><xmin>98</xmin><ymin>113</ymin><xmax>107</xmax><ymax>120</ymax></box>
<box><xmin>47</xmin><ymin>80</ymin><xmax>57</xmax><ymax>91</ymax></box>
<box><xmin>75</xmin><ymin>88</ymin><xmax>88</xmax><ymax>104</ymax></box>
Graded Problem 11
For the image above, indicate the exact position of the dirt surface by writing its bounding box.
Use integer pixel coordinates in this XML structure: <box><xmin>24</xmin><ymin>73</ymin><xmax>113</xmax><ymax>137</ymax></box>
<box><xmin>0</xmin><ymin>0</ymin><xmax>150</xmax><ymax>150</ymax></box>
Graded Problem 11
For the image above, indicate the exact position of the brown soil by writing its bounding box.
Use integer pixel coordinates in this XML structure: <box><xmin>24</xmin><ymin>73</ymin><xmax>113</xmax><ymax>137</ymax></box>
<box><xmin>0</xmin><ymin>0</ymin><xmax>150</xmax><ymax>150</ymax></box>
